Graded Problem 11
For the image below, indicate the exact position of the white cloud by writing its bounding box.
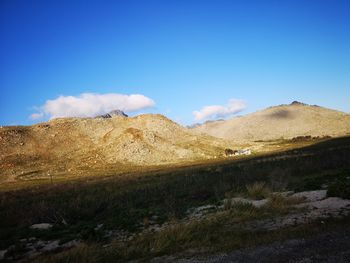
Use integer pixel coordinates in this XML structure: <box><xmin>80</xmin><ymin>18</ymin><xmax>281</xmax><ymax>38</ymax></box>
<box><xmin>31</xmin><ymin>93</ymin><xmax>155</xmax><ymax>119</ymax></box>
<box><xmin>193</xmin><ymin>99</ymin><xmax>246</xmax><ymax>121</ymax></box>
<box><xmin>30</xmin><ymin>112</ymin><xmax>44</xmax><ymax>120</ymax></box>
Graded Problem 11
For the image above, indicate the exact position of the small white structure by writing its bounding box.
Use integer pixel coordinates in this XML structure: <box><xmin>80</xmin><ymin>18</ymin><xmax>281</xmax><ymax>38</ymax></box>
<box><xmin>235</xmin><ymin>149</ymin><xmax>251</xmax><ymax>156</ymax></box>
<box><xmin>225</xmin><ymin>148</ymin><xmax>252</xmax><ymax>157</ymax></box>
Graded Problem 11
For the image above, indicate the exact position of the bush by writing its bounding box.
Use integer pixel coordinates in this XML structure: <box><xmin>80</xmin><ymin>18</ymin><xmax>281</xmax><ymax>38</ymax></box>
<box><xmin>327</xmin><ymin>180</ymin><xmax>350</xmax><ymax>199</ymax></box>
<box><xmin>266</xmin><ymin>193</ymin><xmax>303</xmax><ymax>212</ymax></box>
<box><xmin>223</xmin><ymin>199</ymin><xmax>255</xmax><ymax>214</ymax></box>
<box><xmin>246</xmin><ymin>182</ymin><xmax>271</xmax><ymax>200</ymax></box>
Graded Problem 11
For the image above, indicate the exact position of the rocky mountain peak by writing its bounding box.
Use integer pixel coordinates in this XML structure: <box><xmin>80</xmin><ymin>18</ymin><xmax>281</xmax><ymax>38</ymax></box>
<box><xmin>96</xmin><ymin>109</ymin><xmax>128</xmax><ymax>118</ymax></box>
<box><xmin>290</xmin><ymin>101</ymin><xmax>307</xmax><ymax>106</ymax></box>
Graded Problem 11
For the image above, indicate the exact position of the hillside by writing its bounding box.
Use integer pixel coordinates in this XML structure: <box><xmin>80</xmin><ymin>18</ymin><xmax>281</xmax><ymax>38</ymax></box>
<box><xmin>192</xmin><ymin>102</ymin><xmax>350</xmax><ymax>142</ymax></box>
<box><xmin>0</xmin><ymin>114</ymin><xmax>230</xmax><ymax>182</ymax></box>
<box><xmin>1</xmin><ymin>136</ymin><xmax>350</xmax><ymax>262</ymax></box>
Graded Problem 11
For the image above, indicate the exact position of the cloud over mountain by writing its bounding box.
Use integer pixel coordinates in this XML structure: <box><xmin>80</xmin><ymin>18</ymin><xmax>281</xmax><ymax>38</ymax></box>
<box><xmin>30</xmin><ymin>93</ymin><xmax>155</xmax><ymax>119</ymax></box>
<box><xmin>193</xmin><ymin>99</ymin><xmax>246</xmax><ymax>121</ymax></box>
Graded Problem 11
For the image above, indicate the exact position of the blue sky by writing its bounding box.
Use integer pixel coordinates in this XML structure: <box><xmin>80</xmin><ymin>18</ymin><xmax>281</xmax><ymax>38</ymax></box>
<box><xmin>1</xmin><ymin>0</ymin><xmax>349</xmax><ymax>125</ymax></box>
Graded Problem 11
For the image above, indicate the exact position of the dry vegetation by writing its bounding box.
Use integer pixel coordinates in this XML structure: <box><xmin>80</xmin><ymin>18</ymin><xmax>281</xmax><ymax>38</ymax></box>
<box><xmin>1</xmin><ymin>137</ymin><xmax>350</xmax><ymax>261</ymax></box>
<box><xmin>1</xmin><ymin>103</ymin><xmax>350</xmax><ymax>261</ymax></box>
<box><xmin>246</xmin><ymin>182</ymin><xmax>271</xmax><ymax>200</ymax></box>
<box><xmin>2</xmin><ymin>102</ymin><xmax>349</xmax><ymax>186</ymax></box>
<box><xmin>193</xmin><ymin>102</ymin><xmax>350</xmax><ymax>142</ymax></box>
<box><xmin>36</xmin><ymin>198</ymin><xmax>350</xmax><ymax>263</ymax></box>
<box><xmin>0</xmin><ymin>114</ymin><xmax>231</xmax><ymax>183</ymax></box>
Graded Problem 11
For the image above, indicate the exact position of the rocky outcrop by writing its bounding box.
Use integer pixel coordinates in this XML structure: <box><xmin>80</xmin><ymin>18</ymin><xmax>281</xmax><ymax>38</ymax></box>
<box><xmin>290</xmin><ymin>100</ymin><xmax>307</xmax><ymax>106</ymax></box>
<box><xmin>96</xmin><ymin>109</ymin><xmax>128</xmax><ymax>118</ymax></box>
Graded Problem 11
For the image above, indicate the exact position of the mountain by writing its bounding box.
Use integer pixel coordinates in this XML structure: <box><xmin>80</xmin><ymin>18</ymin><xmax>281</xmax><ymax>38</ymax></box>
<box><xmin>187</xmin><ymin>119</ymin><xmax>225</xmax><ymax>129</ymax></box>
<box><xmin>0</xmin><ymin>114</ymin><xmax>230</xmax><ymax>182</ymax></box>
<box><xmin>192</xmin><ymin>102</ymin><xmax>350</xmax><ymax>142</ymax></box>
<box><xmin>96</xmin><ymin>109</ymin><xmax>128</xmax><ymax>118</ymax></box>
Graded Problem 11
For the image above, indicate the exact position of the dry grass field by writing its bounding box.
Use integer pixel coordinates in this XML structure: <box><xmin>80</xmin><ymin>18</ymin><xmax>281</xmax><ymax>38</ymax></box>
<box><xmin>0</xmin><ymin>136</ymin><xmax>350</xmax><ymax>261</ymax></box>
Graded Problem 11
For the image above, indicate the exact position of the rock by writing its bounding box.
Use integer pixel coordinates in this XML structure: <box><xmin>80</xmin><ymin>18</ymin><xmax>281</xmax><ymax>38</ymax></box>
<box><xmin>290</xmin><ymin>190</ymin><xmax>327</xmax><ymax>202</ymax></box>
<box><xmin>186</xmin><ymin>204</ymin><xmax>218</xmax><ymax>219</ymax></box>
<box><xmin>30</xmin><ymin>223</ymin><xmax>53</xmax><ymax>230</ymax></box>
<box><xmin>188</xmin><ymin>204</ymin><xmax>216</xmax><ymax>215</ymax></box>
<box><xmin>278</xmin><ymin>191</ymin><xmax>294</xmax><ymax>197</ymax></box>
<box><xmin>228</xmin><ymin>197</ymin><xmax>268</xmax><ymax>208</ymax></box>
<box><xmin>33</xmin><ymin>240</ymin><xmax>45</xmax><ymax>249</ymax></box>
<box><xmin>306</xmin><ymin>197</ymin><xmax>350</xmax><ymax>210</ymax></box>
<box><xmin>291</xmin><ymin>101</ymin><xmax>307</xmax><ymax>105</ymax></box>
<box><xmin>61</xmin><ymin>239</ymin><xmax>80</xmax><ymax>249</ymax></box>
<box><xmin>96</xmin><ymin>109</ymin><xmax>128</xmax><ymax>118</ymax></box>
<box><xmin>94</xmin><ymin>224</ymin><xmax>103</xmax><ymax>231</ymax></box>
<box><xmin>0</xmin><ymin>250</ymin><xmax>7</xmax><ymax>260</ymax></box>
<box><xmin>41</xmin><ymin>240</ymin><xmax>60</xmax><ymax>252</ymax></box>
<box><xmin>245</xmin><ymin>194</ymin><xmax>350</xmax><ymax>231</ymax></box>
<box><xmin>193</xmin><ymin>204</ymin><xmax>216</xmax><ymax>213</ymax></box>
<box><xmin>144</xmin><ymin>131</ymin><xmax>156</xmax><ymax>144</ymax></box>
<box><xmin>109</xmin><ymin>109</ymin><xmax>128</xmax><ymax>117</ymax></box>
<box><xmin>251</xmin><ymin>199</ymin><xmax>268</xmax><ymax>208</ymax></box>
<box><xmin>4</xmin><ymin>237</ymin><xmax>81</xmax><ymax>261</ymax></box>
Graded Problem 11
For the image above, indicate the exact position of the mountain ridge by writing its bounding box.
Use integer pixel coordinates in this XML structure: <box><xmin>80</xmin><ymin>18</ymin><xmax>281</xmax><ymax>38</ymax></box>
<box><xmin>0</xmin><ymin>114</ymin><xmax>231</xmax><ymax>182</ymax></box>
<box><xmin>192</xmin><ymin>102</ymin><xmax>350</xmax><ymax>142</ymax></box>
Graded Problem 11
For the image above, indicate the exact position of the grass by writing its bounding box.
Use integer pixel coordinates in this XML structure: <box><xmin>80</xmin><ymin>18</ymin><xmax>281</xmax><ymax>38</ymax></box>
<box><xmin>36</xmin><ymin>214</ymin><xmax>350</xmax><ymax>262</ymax></box>
<box><xmin>1</xmin><ymin>136</ymin><xmax>350</xmax><ymax>260</ymax></box>
<box><xmin>33</xmin><ymin>207</ymin><xmax>263</xmax><ymax>261</ymax></box>
<box><xmin>327</xmin><ymin>179</ymin><xmax>350</xmax><ymax>199</ymax></box>
<box><xmin>288</xmin><ymin>168</ymin><xmax>350</xmax><ymax>200</ymax></box>
<box><xmin>246</xmin><ymin>182</ymin><xmax>271</xmax><ymax>200</ymax></box>
<box><xmin>266</xmin><ymin>193</ymin><xmax>304</xmax><ymax>213</ymax></box>
<box><xmin>18</xmin><ymin>188</ymin><xmax>329</xmax><ymax>262</ymax></box>
<box><xmin>288</xmin><ymin>169</ymin><xmax>350</xmax><ymax>193</ymax></box>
